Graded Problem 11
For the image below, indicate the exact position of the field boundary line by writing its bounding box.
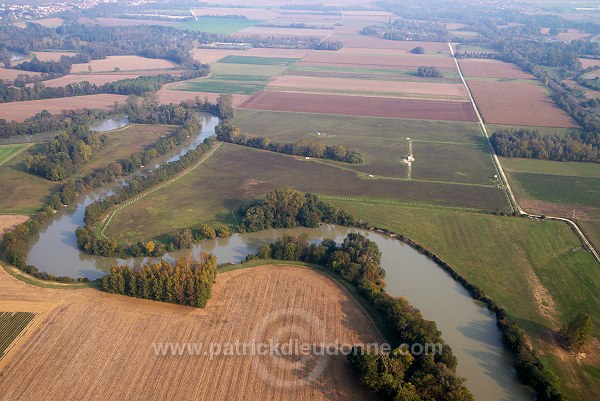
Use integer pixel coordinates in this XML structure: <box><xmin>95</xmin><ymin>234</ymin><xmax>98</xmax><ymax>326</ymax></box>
<box><xmin>450</xmin><ymin>43</ymin><xmax>600</xmax><ymax>264</ymax></box>
<box><xmin>0</xmin><ymin>144</ymin><xmax>33</xmax><ymax>168</ymax></box>
<box><xmin>99</xmin><ymin>141</ymin><xmax>223</xmax><ymax>238</ymax></box>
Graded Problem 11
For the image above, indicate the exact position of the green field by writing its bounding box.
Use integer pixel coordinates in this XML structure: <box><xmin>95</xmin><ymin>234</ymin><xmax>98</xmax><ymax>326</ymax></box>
<box><xmin>175</xmin><ymin>79</ymin><xmax>265</xmax><ymax>95</ymax></box>
<box><xmin>219</xmin><ymin>55</ymin><xmax>300</xmax><ymax>66</ymax></box>
<box><xmin>288</xmin><ymin>64</ymin><xmax>461</xmax><ymax>81</ymax></box>
<box><xmin>486</xmin><ymin>123</ymin><xmax>582</xmax><ymax>137</ymax></box>
<box><xmin>234</xmin><ymin>110</ymin><xmax>498</xmax><ymax>186</ymax></box>
<box><xmin>325</xmin><ymin>200</ymin><xmax>600</xmax><ymax>401</ymax></box>
<box><xmin>177</xmin><ymin>17</ymin><xmax>257</xmax><ymax>34</ymax></box>
<box><xmin>210</xmin><ymin>62</ymin><xmax>288</xmax><ymax>77</ymax></box>
<box><xmin>0</xmin><ymin>312</ymin><xmax>36</xmax><ymax>359</ymax></box>
<box><xmin>103</xmin><ymin>142</ymin><xmax>508</xmax><ymax>241</ymax></box>
<box><xmin>0</xmin><ymin>144</ymin><xmax>29</xmax><ymax>167</ymax></box>
<box><xmin>502</xmin><ymin>157</ymin><xmax>600</xmax><ymax>178</ymax></box>
<box><xmin>510</xmin><ymin>172</ymin><xmax>600</xmax><ymax>208</ymax></box>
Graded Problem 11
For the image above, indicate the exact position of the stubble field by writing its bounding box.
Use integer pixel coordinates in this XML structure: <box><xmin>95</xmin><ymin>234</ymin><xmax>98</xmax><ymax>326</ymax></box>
<box><xmin>457</xmin><ymin>59</ymin><xmax>535</xmax><ymax>79</ymax></box>
<box><xmin>0</xmin><ymin>264</ymin><xmax>381</xmax><ymax>401</ymax></box>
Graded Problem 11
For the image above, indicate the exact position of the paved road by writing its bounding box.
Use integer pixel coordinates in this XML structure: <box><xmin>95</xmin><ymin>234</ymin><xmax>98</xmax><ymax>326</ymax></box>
<box><xmin>449</xmin><ymin>43</ymin><xmax>600</xmax><ymax>264</ymax></box>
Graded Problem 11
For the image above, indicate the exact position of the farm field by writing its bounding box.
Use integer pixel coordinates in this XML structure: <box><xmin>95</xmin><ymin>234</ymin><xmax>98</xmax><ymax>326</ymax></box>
<box><xmin>31</xmin><ymin>51</ymin><xmax>75</xmax><ymax>62</ymax></box>
<box><xmin>508</xmin><ymin>172</ymin><xmax>600</xmax><ymax>208</ymax></box>
<box><xmin>300</xmin><ymin>52</ymin><xmax>457</xmax><ymax>71</ymax></box>
<box><xmin>329</xmin><ymin>35</ymin><xmax>450</xmax><ymax>52</ymax></box>
<box><xmin>103</xmin><ymin>142</ymin><xmax>507</xmax><ymax>241</ymax></box>
<box><xmin>240</xmin><ymin>91</ymin><xmax>478</xmax><ymax>122</ymax></box>
<box><xmin>0</xmin><ymin>312</ymin><xmax>36</xmax><ymax>360</ymax></box>
<box><xmin>0</xmin><ymin>94</ymin><xmax>126</xmax><ymax>122</ymax></box>
<box><xmin>178</xmin><ymin>17</ymin><xmax>258</xmax><ymax>34</ymax></box>
<box><xmin>234</xmin><ymin>110</ymin><xmax>496</xmax><ymax>185</ymax></box>
<box><xmin>190</xmin><ymin>7</ymin><xmax>280</xmax><ymax>20</ymax></box>
<box><xmin>82</xmin><ymin>17</ymin><xmax>177</xmax><ymax>27</ymax></box>
<box><xmin>501</xmin><ymin>157</ymin><xmax>600</xmax><ymax>178</ymax></box>
<box><xmin>267</xmin><ymin>75</ymin><xmax>468</xmax><ymax>100</ymax></box>
<box><xmin>467</xmin><ymin>81</ymin><xmax>578</xmax><ymax>127</ymax></box>
<box><xmin>0</xmin><ymin>264</ymin><xmax>380</xmax><ymax>401</ymax></box>
<box><xmin>486</xmin><ymin>123</ymin><xmax>581</xmax><ymax>137</ymax></box>
<box><xmin>0</xmin><ymin>144</ymin><xmax>30</xmax><ymax>167</ymax></box>
<box><xmin>14</xmin><ymin>17</ymin><xmax>64</xmax><ymax>28</ymax></box>
<box><xmin>234</xmin><ymin>26</ymin><xmax>332</xmax><ymax>37</ymax></box>
<box><xmin>578</xmin><ymin>58</ymin><xmax>600</xmax><ymax>68</ymax></box>
<box><xmin>156</xmin><ymin>87</ymin><xmax>249</xmax><ymax>106</ymax></box>
<box><xmin>457</xmin><ymin>59</ymin><xmax>535</xmax><ymax>79</ymax></box>
<box><xmin>70</xmin><ymin>56</ymin><xmax>176</xmax><ymax>73</ymax></box>
<box><xmin>541</xmin><ymin>27</ymin><xmax>590</xmax><ymax>41</ymax></box>
<box><xmin>0</xmin><ymin>67</ymin><xmax>40</xmax><ymax>81</ymax></box>
<box><xmin>326</xmin><ymin>200</ymin><xmax>600</xmax><ymax>401</ymax></box>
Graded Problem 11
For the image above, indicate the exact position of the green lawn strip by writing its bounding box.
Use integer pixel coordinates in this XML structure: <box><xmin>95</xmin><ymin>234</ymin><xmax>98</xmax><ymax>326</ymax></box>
<box><xmin>265</xmin><ymin>86</ymin><xmax>468</xmax><ymax>101</ymax></box>
<box><xmin>1</xmin><ymin>264</ymin><xmax>98</xmax><ymax>289</ymax></box>
<box><xmin>485</xmin><ymin>123</ymin><xmax>583</xmax><ymax>137</ymax></box>
<box><xmin>219</xmin><ymin>55</ymin><xmax>300</xmax><ymax>66</ymax></box>
<box><xmin>501</xmin><ymin>157</ymin><xmax>600</xmax><ymax>178</ymax></box>
<box><xmin>0</xmin><ymin>144</ymin><xmax>32</xmax><ymax>167</ymax></box>
<box><xmin>510</xmin><ymin>172</ymin><xmax>600</xmax><ymax>208</ymax></box>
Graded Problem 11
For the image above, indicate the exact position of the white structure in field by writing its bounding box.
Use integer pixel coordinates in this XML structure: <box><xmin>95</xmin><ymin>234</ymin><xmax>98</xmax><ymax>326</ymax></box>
<box><xmin>403</xmin><ymin>154</ymin><xmax>415</xmax><ymax>164</ymax></box>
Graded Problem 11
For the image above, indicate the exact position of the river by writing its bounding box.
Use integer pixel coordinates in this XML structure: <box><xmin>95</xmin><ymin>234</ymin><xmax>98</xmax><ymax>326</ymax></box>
<box><xmin>25</xmin><ymin>114</ymin><xmax>533</xmax><ymax>401</ymax></box>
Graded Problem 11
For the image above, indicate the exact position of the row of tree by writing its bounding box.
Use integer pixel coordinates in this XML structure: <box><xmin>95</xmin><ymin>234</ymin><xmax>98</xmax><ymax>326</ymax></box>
<box><xmin>491</xmin><ymin>129</ymin><xmax>599</xmax><ymax>162</ymax></box>
<box><xmin>362</xmin><ymin>19</ymin><xmax>449</xmax><ymax>42</ymax></box>
<box><xmin>25</xmin><ymin>125</ymin><xmax>108</xmax><ymax>181</ymax></box>
<box><xmin>101</xmin><ymin>255</ymin><xmax>217</xmax><ymax>307</ymax></box>
<box><xmin>215</xmin><ymin>122</ymin><xmax>363</xmax><ymax>164</ymax></box>
<box><xmin>241</xmin><ymin>187</ymin><xmax>357</xmax><ymax>232</ymax></box>
<box><xmin>0</xmin><ymin>65</ymin><xmax>210</xmax><ymax>103</ymax></box>
<box><xmin>245</xmin><ymin>232</ymin><xmax>472</xmax><ymax>401</ymax></box>
<box><xmin>417</xmin><ymin>66</ymin><xmax>443</xmax><ymax>78</ymax></box>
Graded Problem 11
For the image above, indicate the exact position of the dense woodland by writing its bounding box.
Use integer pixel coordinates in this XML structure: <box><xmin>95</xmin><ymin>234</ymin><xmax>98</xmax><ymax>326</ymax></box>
<box><xmin>241</xmin><ymin>187</ymin><xmax>357</xmax><ymax>232</ymax></box>
<box><xmin>101</xmin><ymin>255</ymin><xmax>217</xmax><ymax>307</ymax></box>
<box><xmin>417</xmin><ymin>66</ymin><xmax>443</xmax><ymax>78</ymax></box>
<box><xmin>25</xmin><ymin>125</ymin><xmax>108</xmax><ymax>181</ymax></box>
<box><xmin>245</xmin><ymin>232</ymin><xmax>472</xmax><ymax>401</ymax></box>
<box><xmin>491</xmin><ymin>129</ymin><xmax>599</xmax><ymax>162</ymax></box>
<box><xmin>215</xmin><ymin>122</ymin><xmax>364</xmax><ymax>164</ymax></box>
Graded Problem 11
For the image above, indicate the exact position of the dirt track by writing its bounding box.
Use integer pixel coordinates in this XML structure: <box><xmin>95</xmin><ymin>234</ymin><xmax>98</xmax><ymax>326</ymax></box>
<box><xmin>0</xmin><ymin>265</ymin><xmax>380</xmax><ymax>400</ymax></box>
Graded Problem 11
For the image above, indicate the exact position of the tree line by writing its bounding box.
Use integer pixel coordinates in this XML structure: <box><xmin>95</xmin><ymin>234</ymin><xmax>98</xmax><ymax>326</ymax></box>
<box><xmin>417</xmin><ymin>66</ymin><xmax>443</xmax><ymax>77</ymax></box>
<box><xmin>362</xmin><ymin>19</ymin><xmax>449</xmax><ymax>42</ymax></box>
<box><xmin>491</xmin><ymin>129</ymin><xmax>599</xmax><ymax>162</ymax></box>
<box><xmin>101</xmin><ymin>255</ymin><xmax>217</xmax><ymax>307</ymax></box>
<box><xmin>25</xmin><ymin>125</ymin><xmax>108</xmax><ymax>181</ymax></box>
<box><xmin>0</xmin><ymin>66</ymin><xmax>209</xmax><ymax>103</ymax></box>
<box><xmin>215</xmin><ymin>122</ymin><xmax>363</xmax><ymax>164</ymax></box>
<box><xmin>245</xmin><ymin>232</ymin><xmax>472</xmax><ymax>401</ymax></box>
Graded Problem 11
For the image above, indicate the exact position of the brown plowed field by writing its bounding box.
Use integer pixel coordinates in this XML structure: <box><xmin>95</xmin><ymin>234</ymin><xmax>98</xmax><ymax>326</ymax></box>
<box><xmin>0</xmin><ymin>67</ymin><xmax>40</xmax><ymax>82</ymax></box>
<box><xmin>240</xmin><ymin>91</ymin><xmax>478</xmax><ymax>121</ymax></box>
<box><xmin>458</xmin><ymin>59</ymin><xmax>534</xmax><ymax>79</ymax></box>
<box><xmin>300</xmin><ymin>52</ymin><xmax>456</xmax><ymax>70</ymax></box>
<box><xmin>0</xmin><ymin>94</ymin><xmax>127</xmax><ymax>122</ymax></box>
<box><xmin>156</xmin><ymin>88</ymin><xmax>248</xmax><ymax>106</ymax></box>
<box><xmin>268</xmin><ymin>75</ymin><xmax>467</xmax><ymax>99</ymax></box>
<box><xmin>0</xmin><ymin>264</ymin><xmax>380</xmax><ymax>401</ymax></box>
<box><xmin>468</xmin><ymin>81</ymin><xmax>578</xmax><ymax>128</ymax></box>
<box><xmin>71</xmin><ymin>56</ymin><xmax>176</xmax><ymax>73</ymax></box>
<box><xmin>328</xmin><ymin>35</ymin><xmax>450</xmax><ymax>52</ymax></box>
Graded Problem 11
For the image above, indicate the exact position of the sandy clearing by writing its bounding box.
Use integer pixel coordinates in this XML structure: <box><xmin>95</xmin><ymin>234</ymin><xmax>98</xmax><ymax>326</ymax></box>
<box><xmin>468</xmin><ymin>80</ymin><xmax>578</xmax><ymax>128</ymax></box>
<box><xmin>240</xmin><ymin>90</ymin><xmax>478</xmax><ymax>121</ymax></box>
<box><xmin>0</xmin><ymin>264</ymin><xmax>380</xmax><ymax>400</ymax></box>
<box><xmin>156</xmin><ymin>87</ymin><xmax>248</xmax><ymax>106</ymax></box>
<box><xmin>0</xmin><ymin>94</ymin><xmax>127</xmax><ymax>122</ymax></box>
<box><xmin>71</xmin><ymin>56</ymin><xmax>176</xmax><ymax>73</ymax></box>
<box><xmin>458</xmin><ymin>59</ymin><xmax>534</xmax><ymax>79</ymax></box>
<box><xmin>0</xmin><ymin>67</ymin><xmax>40</xmax><ymax>82</ymax></box>
<box><xmin>268</xmin><ymin>75</ymin><xmax>467</xmax><ymax>98</ymax></box>
<box><xmin>234</xmin><ymin>26</ymin><xmax>332</xmax><ymax>38</ymax></box>
<box><xmin>0</xmin><ymin>215</ymin><xmax>28</xmax><ymax>239</ymax></box>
